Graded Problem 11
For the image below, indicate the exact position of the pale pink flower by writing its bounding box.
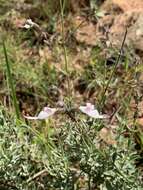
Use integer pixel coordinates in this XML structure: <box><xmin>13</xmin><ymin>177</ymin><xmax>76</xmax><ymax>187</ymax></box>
<box><xmin>24</xmin><ymin>107</ymin><xmax>57</xmax><ymax>120</ymax></box>
<box><xmin>79</xmin><ymin>103</ymin><xmax>106</xmax><ymax>119</ymax></box>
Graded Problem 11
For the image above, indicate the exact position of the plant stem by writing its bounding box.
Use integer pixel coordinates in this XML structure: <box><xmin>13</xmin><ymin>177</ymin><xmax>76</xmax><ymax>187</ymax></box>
<box><xmin>60</xmin><ymin>0</ymin><xmax>71</xmax><ymax>97</ymax></box>
<box><xmin>100</xmin><ymin>28</ymin><xmax>128</xmax><ymax>109</ymax></box>
<box><xmin>88</xmin><ymin>174</ymin><xmax>91</xmax><ymax>190</ymax></box>
<box><xmin>3</xmin><ymin>41</ymin><xmax>20</xmax><ymax>119</ymax></box>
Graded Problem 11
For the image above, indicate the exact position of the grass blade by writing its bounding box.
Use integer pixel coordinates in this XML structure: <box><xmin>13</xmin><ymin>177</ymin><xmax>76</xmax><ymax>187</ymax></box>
<box><xmin>3</xmin><ymin>41</ymin><xmax>20</xmax><ymax>119</ymax></box>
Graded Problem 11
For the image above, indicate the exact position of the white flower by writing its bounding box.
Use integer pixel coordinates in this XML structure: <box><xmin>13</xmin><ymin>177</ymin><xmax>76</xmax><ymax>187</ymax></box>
<box><xmin>26</xmin><ymin>19</ymin><xmax>34</xmax><ymax>25</ymax></box>
<box><xmin>79</xmin><ymin>103</ymin><xmax>106</xmax><ymax>119</ymax></box>
<box><xmin>24</xmin><ymin>107</ymin><xmax>57</xmax><ymax>120</ymax></box>
<box><xmin>23</xmin><ymin>19</ymin><xmax>35</xmax><ymax>29</ymax></box>
<box><xmin>23</xmin><ymin>24</ymin><xmax>31</xmax><ymax>29</ymax></box>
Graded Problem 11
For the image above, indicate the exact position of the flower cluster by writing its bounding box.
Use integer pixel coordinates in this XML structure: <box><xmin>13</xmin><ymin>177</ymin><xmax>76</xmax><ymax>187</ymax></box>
<box><xmin>24</xmin><ymin>103</ymin><xmax>107</xmax><ymax>120</ymax></box>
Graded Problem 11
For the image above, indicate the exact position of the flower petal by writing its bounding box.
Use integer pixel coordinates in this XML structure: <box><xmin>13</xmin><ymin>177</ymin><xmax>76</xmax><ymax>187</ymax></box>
<box><xmin>23</xmin><ymin>19</ymin><xmax>35</xmax><ymax>29</ymax></box>
<box><xmin>37</xmin><ymin>110</ymin><xmax>54</xmax><ymax>119</ymax></box>
<box><xmin>87</xmin><ymin>110</ymin><xmax>101</xmax><ymax>118</ymax></box>
<box><xmin>24</xmin><ymin>107</ymin><xmax>57</xmax><ymax>120</ymax></box>
<box><xmin>79</xmin><ymin>106</ymin><xmax>87</xmax><ymax>113</ymax></box>
<box><xmin>86</xmin><ymin>103</ymin><xmax>94</xmax><ymax>110</ymax></box>
<box><xmin>26</xmin><ymin>19</ymin><xmax>34</xmax><ymax>25</ymax></box>
<box><xmin>79</xmin><ymin>103</ymin><xmax>107</xmax><ymax>119</ymax></box>
<box><xmin>43</xmin><ymin>107</ymin><xmax>57</xmax><ymax>114</ymax></box>
<box><xmin>23</xmin><ymin>24</ymin><xmax>31</xmax><ymax>29</ymax></box>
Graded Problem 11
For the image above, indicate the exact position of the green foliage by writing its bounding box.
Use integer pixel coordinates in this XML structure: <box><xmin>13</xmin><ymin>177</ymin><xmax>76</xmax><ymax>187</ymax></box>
<box><xmin>0</xmin><ymin>107</ymin><xmax>142</xmax><ymax>189</ymax></box>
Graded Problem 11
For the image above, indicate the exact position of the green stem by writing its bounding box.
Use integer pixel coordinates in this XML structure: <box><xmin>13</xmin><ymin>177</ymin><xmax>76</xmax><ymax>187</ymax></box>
<box><xmin>60</xmin><ymin>0</ymin><xmax>70</xmax><ymax>97</ymax></box>
<box><xmin>88</xmin><ymin>174</ymin><xmax>91</xmax><ymax>190</ymax></box>
<box><xmin>3</xmin><ymin>41</ymin><xmax>20</xmax><ymax>119</ymax></box>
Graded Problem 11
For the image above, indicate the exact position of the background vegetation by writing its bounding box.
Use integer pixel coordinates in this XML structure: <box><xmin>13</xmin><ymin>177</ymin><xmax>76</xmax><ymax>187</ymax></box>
<box><xmin>0</xmin><ymin>0</ymin><xmax>143</xmax><ymax>189</ymax></box>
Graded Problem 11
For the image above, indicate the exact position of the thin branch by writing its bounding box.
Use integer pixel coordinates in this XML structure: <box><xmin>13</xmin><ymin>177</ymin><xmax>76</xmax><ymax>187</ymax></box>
<box><xmin>100</xmin><ymin>28</ymin><xmax>128</xmax><ymax>109</ymax></box>
<box><xmin>27</xmin><ymin>169</ymin><xmax>48</xmax><ymax>183</ymax></box>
